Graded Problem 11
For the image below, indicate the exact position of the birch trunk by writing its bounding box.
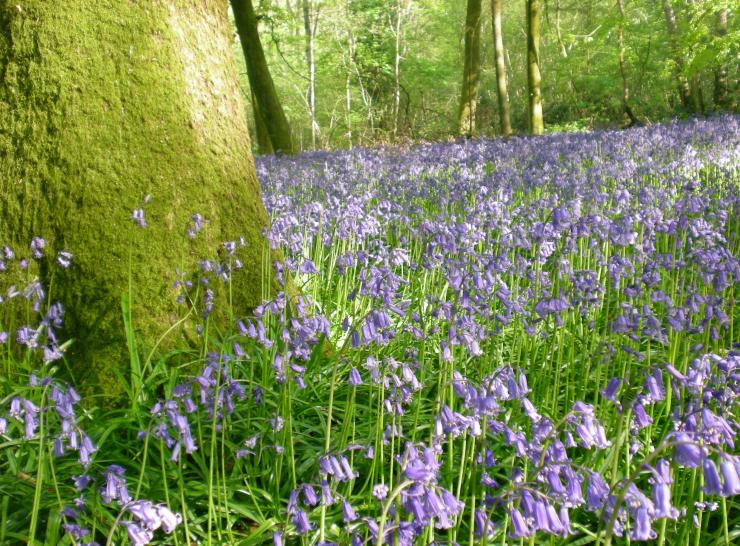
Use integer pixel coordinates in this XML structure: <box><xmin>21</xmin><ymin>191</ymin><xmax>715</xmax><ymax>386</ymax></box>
<box><xmin>526</xmin><ymin>0</ymin><xmax>544</xmax><ymax>134</ymax></box>
<box><xmin>491</xmin><ymin>0</ymin><xmax>512</xmax><ymax>136</ymax></box>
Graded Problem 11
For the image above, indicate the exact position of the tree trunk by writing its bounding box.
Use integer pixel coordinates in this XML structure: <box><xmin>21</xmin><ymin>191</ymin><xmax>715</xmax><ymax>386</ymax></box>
<box><xmin>252</xmin><ymin>90</ymin><xmax>275</xmax><ymax>155</ymax></box>
<box><xmin>616</xmin><ymin>0</ymin><xmax>639</xmax><ymax>126</ymax></box>
<box><xmin>554</xmin><ymin>0</ymin><xmax>568</xmax><ymax>58</ymax></box>
<box><xmin>302</xmin><ymin>0</ymin><xmax>318</xmax><ymax>148</ymax></box>
<box><xmin>457</xmin><ymin>0</ymin><xmax>482</xmax><ymax>137</ymax></box>
<box><xmin>689</xmin><ymin>72</ymin><xmax>704</xmax><ymax>115</ymax></box>
<box><xmin>685</xmin><ymin>0</ymin><xmax>705</xmax><ymax>115</ymax></box>
<box><xmin>0</xmin><ymin>1</ymin><xmax>272</xmax><ymax>397</ymax></box>
<box><xmin>491</xmin><ymin>0</ymin><xmax>512</xmax><ymax>137</ymax></box>
<box><xmin>662</xmin><ymin>0</ymin><xmax>692</xmax><ymax>110</ymax></box>
<box><xmin>713</xmin><ymin>8</ymin><xmax>729</xmax><ymax>109</ymax></box>
<box><xmin>345</xmin><ymin>3</ymin><xmax>355</xmax><ymax>149</ymax></box>
<box><xmin>232</xmin><ymin>0</ymin><xmax>296</xmax><ymax>154</ymax></box>
<box><xmin>392</xmin><ymin>0</ymin><xmax>405</xmax><ymax>140</ymax></box>
<box><xmin>526</xmin><ymin>0</ymin><xmax>544</xmax><ymax>134</ymax></box>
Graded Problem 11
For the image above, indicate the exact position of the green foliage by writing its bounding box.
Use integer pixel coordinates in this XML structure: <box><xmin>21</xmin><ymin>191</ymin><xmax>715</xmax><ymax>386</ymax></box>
<box><xmin>242</xmin><ymin>0</ymin><xmax>737</xmax><ymax>149</ymax></box>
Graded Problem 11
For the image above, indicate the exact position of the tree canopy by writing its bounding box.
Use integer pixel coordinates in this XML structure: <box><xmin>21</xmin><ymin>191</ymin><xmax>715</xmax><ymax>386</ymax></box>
<box><xmin>235</xmin><ymin>0</ymin><xmax>737</xmax><ymax>147</ymax></box>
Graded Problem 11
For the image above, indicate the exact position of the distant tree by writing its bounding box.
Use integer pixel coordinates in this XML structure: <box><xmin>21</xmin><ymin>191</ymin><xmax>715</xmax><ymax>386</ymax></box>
<box><xmin>232</xmin><ymin>0</ymin><xmax>296</xmax><ymax>154</ymax></box>
<box><xmin>251</xmin><ymin>89</ymin><xmax>275</xmax><ymax>155</ymax></box>
<box><xmin>526</xmin><ymin>0</ymin><xmax>544</xmax><ymax>134</ymax></box>
<box><xmin>231</xmin><ymin>0</ymin><xmax>296</xmax><ymax>154</ymax></box>
<box><xmin>662</xmin><ymin>0</ymin><xmax>692</xmax><ymax>110</ymax></box>
<box><xmin>302</xmin><ymin>0</ymin><xmax>319</xmax><ymax>147</ymax></box>
<box><xmin>457</xmin><ymin>0</ymin><xmax>482</xmax><ymax>136</ymax></box>
<box><xmin>713</xmin><ymin>8</ymin><xmax>729</xmax><ymax>109</ymax></box>
<box><xmin>685</xmin><ymin>0</ymin><xmax>705</xmax><ymax>114</ymax></box>
<box><xmin>391</xmin><ymin>0</ymin><xmax>413</xmax><ymax>140</ymax></box>
<box><xmin>661</xmin><ymin>0</ymin><xmax>707</xmax><ymax>114</ymax></box>
<box><xmin>0</xmin><ymin>1</ymin><xmax>272</xmax><ymax>396</ymax></box>
<box><xmin>616</xmin><ymin>0</ymin><xmax>640</xmax><ymax>125</ymax></box>
<box><xmin>491</xmin><ymin>0</ymin><xmax>512</xmax><ymax>136</ymax></box>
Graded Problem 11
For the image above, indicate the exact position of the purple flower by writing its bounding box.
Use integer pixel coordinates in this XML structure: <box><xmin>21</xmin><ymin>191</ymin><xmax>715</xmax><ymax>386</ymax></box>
<box><xmin>630</xmin><ymin>506</ymin><xmax>656</xmax><ymax>541</ymax></box>
<box><xmin>348</xmin><ymin>367</ymin><xmax>363</xmax><ymax>386</ymax></box>
<box><xmin>292</xmin><ymin>509</ymin><xmax>312</xmax><ymax>534</ymax></box>
<box><xmin>601</xmin><ymin>378</ymin><xmax>622</xmax><ymax>401</ymax></box>
<box><xmin>123</xmin><ymin>521</ymin><xmax>154</xmax><ymax>545</ymax></box>
<box><xmin>132</xmin><ymin>208</ymin><xmax>146</xmax><ymax>228</ymax></box>
<box><xmin>474</xmin><ymin>509</ymin><xmax>494</xmax><ymax>539</ymax></box>
<box><xmin>586</xmin><ymin>471</ymin><xmax>610</xmax><ymax>511</ymax></box>
<box><xmin>509</xmin><ymin>507</ymin><xmax>533</xmax><ymax>538</ymax></box>
<box><xmin>101</xmin><ymin>465</ymin><xmax>130</xmax><ymax>505</ymax></box>
<box><xmin>703</xmin><ymin>457</ymin><xmax>723</xmax><ymax>496</ymax></box>
<box><xmin>674</xmin><ymin>434</ymin><xmax>702</xmax><ymax>468</ymax></box>
<box><xmin>30</xmin><ymin>237</ymin><xmax>46</xmax><ymax>259</ymax></box>
<box><xmin>302</xmin><ymin>484</ymin><xmax>319</xmax><ymax>506</ymax></box>
<box><xmin>720</xmin><ymin>457</ymin><xmax>740</xmax><ymax>496</ymax></box>
<box><xmin>342</xmin><ymin>500</ymin><xmax>358</xmax><ymax>523</ymax></box>
<box><xmin>72</xmin><ymin>475</ymin><xmax>93</xmax><ymax>491</ymax></box>
<box><xmin>373</xmin><ymin>483</ymin><xmax>389</xmax><ymax>500</ymax></box>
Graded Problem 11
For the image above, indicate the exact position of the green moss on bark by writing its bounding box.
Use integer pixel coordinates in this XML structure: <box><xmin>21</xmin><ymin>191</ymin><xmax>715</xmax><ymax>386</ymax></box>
<box><xmin>0</xmin><ymin>1</ymin><xmax>271</xmax><ymax>399</ymax></box>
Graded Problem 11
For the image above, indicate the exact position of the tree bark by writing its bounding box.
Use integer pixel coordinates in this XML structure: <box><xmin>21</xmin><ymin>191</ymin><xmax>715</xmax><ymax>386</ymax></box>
<box><xmin>689</xmin><ymin>72</ymin><xmax>704</xmax><ymax>115</ymax></box>
<box><xmin>251</xmin><ymin>90</ymin><xmax>275</xmax><ymax>155</ymax></box>
<box><xmin>662</xmin><ymin>0</ymin><xmax>692</xmax><ymax>111</ymax></box>
<box><xmin>232</xmin><ymin>0</ymin><xmax>296</xmax><ymax>154</ymax></box>
<box><xmin>491</xmin><ymin>0</ymin><xmax>512</xmax><ymax>137</ymax></box>
<box><xmin>392</xmin><ymin>0</ymin><xmax>405</xmax><ymax>140</ymax></box>
<box><xmin>302</xmin><ymin>0</ymin><xmax>318</xmax><ymax>148</ymax></box>
<box><xmin>457</xmin><ymin>0</ymin><xmax>482</xmax><ymax>137</ymax></box>
<box><xmin>345</xmin><ymin>0</ymin><xmax>355</xmax><ymax>148</ymax></box>
<box><xmin>0</xmin><ymin>1</ymin><xmax>272</xmax><ymax>397</ymax></box>
<box><xmin>616</xmin><ymin>0</ymin><xmax>639</xmax><ymax>126</ymax></box>
<box><xmin>526</xmin><ymin>0</ymin><xmax>544</xmax><ymax>134</ymax></box>
<box><xmin>713</xmin><ymin>8</ymin><xmax>729</xmax><ymax>109</ymax></box>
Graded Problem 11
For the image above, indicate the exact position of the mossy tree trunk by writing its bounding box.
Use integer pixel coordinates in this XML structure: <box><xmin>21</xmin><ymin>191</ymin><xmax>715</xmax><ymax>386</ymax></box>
<box><xmin>457</xmin><ymin>0</ymin><xmax>482</xmax><ymax>137</ymax></box>
<box><xmin>526</xmin><ymin>0</ymin><xmax>544</xmax><ymax>135</ymax></box>
<box><xmin>0</xmin><ymin>1</ymin><xmax>272</xmax><ymax>397</ymax></box>
<box><xmin>491</xmin><ymin>0</ymin><xmax>512</xmax><ymax>137</ymax></box>
<box><xmin>231</xmin><ymin>0</ymin><xmax>296</xmax><ymax>155</ymax></box>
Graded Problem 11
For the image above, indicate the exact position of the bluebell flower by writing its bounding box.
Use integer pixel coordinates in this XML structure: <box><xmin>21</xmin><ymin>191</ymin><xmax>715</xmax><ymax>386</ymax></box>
<box><xmin>347</xmin><ymin>367</ymin><xmax>362</xmax><ymax>386</ymax></box>
<box><xmin>292</xmin><ymin>509</ymin><xmax>312</xmax><ymax>534</ymax></box>
<box><xmin>509</xmin><ymin>507</ymin><xmax>532</xmax><ymax>538</ymax></box>
<box><xmin>123</xmin><ymin>521</ymin><xmax>154</xmax><ymax>545</ymax></box>
<box><xmin>373</xmin><ymin>483</ymin><xmax>389</xmax><ymax>500</ymax></box>
<box><xmin>342</xmin><ymin>500</ymin><xmax>358</xmax><ymax>523</ymax></box>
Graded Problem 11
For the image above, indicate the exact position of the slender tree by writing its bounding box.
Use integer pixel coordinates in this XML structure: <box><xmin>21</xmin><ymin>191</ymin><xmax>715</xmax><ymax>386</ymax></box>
<box><xmin>616</xmin><ymin>0</ymin><xmax>639</xmax><ymax>125</ymax></box>
<box><xmin>526</xmin><ymin>0</ymin><xmax>544</xmax><ymax>134</ymax></box>
<box><xmin>491</xmin><ymin>0</ymin><xmax>512</xmax><ymax>136</ymax></box>
<box><xmin>0</xmin><ymin>0</ymin><xmax>273</xmax><ymax>394</ymax></box>
<box><xmin>232</xmin><ymin>0</ymin><xmax>296</xmax><ymax>154</ymax></box>
<box><xmin>661</xmin><ymin>0</ymin><xmax>694</xmax><ymax>111</ymax></box>
<box><xmin>457</xmin><ymin>0</ymin><xmax>482</xmax><ymax>136</ymax></box>
<box><xmin>302</xmin><ymin>0</ymin><xmax>319</xmax><ymax>148</ymax></box>
<box><xmin>685</xmin><ymin>0</ymin><xmax>705</xmax><ymax>114</ymax></box>
<box><xmin>391</xmin><ymin>0</ymin><xmax>407</xmax><ymax>139</ymax></box>
<box><xmin>252</xmin><ymin>90</ymin><xmax>275</xmax><ymax>155</ymax></box>
<box><xmin>713</xmin><ymin>8</ymin><xmax>729</xmax><ymax>109</ymax></box>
